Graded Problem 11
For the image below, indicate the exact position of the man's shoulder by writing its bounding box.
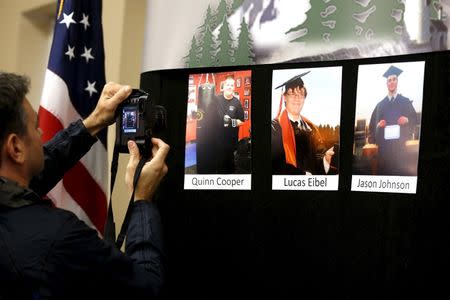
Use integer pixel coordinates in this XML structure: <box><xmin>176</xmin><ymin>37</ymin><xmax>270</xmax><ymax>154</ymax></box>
<box><xmin>0</xmin><ymin>203</ymin><xmax>88</xmax><ymax>258</ymax></box>
<box><xmin>302</xmin><ymin>116</ymin><xmax>319</xmax><ymax>130</ymax></box>
<box><xmin>5</xmin><ymin>202</ymin><xmax>80</xmax><ymax>228</ymax></box>
<box><xmin>231</xmin><ymin>96</ymin><xmax>242</xmax><ymax>105</ymax></box>
<box><xmin>379</xmin><ymin>96</ymin><xmax>390</xmax><ymax>104</ymax></box>
<box><xmin>397</xmin><ymin>94</ymin><xmax>411</xmax><ymax>103</ymax></box>
<box><xmin>271</xmin><ymin>118</ymin><xmax>281</xmax><ymax>131</ymax></box>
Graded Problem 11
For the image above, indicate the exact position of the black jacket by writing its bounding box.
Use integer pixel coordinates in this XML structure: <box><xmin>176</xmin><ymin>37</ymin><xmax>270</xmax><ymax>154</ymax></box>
<box><xmin>0</xmin><ymin>121</ymin><xmax>164</xmax><ymax>299</ymax></box>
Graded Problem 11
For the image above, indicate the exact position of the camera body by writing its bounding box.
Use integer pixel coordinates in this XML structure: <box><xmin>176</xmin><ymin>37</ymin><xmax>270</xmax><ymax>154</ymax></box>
<box><xmin>115</xmin><ymin>89</ymin><xmax>166</xmax><ymax>157</ymax></box>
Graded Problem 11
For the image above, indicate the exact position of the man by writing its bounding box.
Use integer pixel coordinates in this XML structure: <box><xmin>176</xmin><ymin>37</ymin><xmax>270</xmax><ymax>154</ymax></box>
<box><xmin>368</xmin><ymin>65</ymin><xmax>417</xmax><ymax>175</ymax></box>
<box><xmin>271</xmin><ymin>72</ymin><xmax>336</xmax><ymax>175</ymax></box>
<box><xmin>212</xmin><ymin>76</ymin><xmax>245</xmax><ymax>173</ymax></box>
<box><xmin>0</xmin><ymin>72</ymin><xmax>169</xmax><ymax>299</ymax></box>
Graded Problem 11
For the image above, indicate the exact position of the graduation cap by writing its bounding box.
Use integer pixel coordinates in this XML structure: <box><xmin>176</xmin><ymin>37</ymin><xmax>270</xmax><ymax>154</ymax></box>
<box><xmin>275</xmin><ymin>71</ymin><xmax>310</xmax><ymax>91</ymax></box>
<box><xmin>383</xmin><ymin>65</ymin><xmax>403</xmax><ymax>78</ymax></box>
<box><xmin>274</xmin><ymin>71</ymin><xmax>310</xmax><ymax>119</ymax></box>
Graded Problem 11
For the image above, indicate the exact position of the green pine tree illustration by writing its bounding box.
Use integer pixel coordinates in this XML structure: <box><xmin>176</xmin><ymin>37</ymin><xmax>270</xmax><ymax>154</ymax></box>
<box><xmin>231</xmin><ymin>0</ymin><xmax>244</xmax><ymax>11</ymax></box>
<box><xmin>184</xmin><ymin>36</ymin><xmax>200</xmax><ymax>68</ymax></box>
<box><xmin>358</xmin><ymin>1</ymin><xmax>405</xmax><ymax>40</ymax></box>
<box><xmin>287</xmin><ymin>1</ymin><xmax>405</xmax><ymax>46</ymax></box>
<box><xmin>286</xmin><ymin>1</ymin><xmax>331</xmax><ymax>44</ymax></box>
<box><xmin>216</xmin><ymin>15</ymin><xmax>235</xmax><ymax>66</ymax></box>
<box><xmin>235</xmin><ymin>18</ymin><xmax>255</xmax><ymax>65</ymax></box>
<box><xmin>199</xmin><ymin>4</ymin><xmax>216</xmax><ymax>30</ymax></box>
<box><xmin>216</xmin><ymin>0</ymin><xmax>230</xmax><ymax>28</ymax></box>
<box><xmin>323</xmin><ymin>3</ymin><xmax>354</xmax><ymax>44</ymax></box>
<box><xmin>198</xmin><ymin>25</ymin><xmax>217</xmax><ymax>67</ymax></box>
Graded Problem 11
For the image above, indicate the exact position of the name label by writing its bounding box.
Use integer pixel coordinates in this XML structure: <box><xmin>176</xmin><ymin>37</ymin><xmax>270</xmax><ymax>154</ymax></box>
<box><xmin>184</xmin><ymin>174</ymin><xmax>251</xmax><ymax>190</ymax></box>
<box><xmin>351</xmin><ymin>175</ymin><xmax>417</xmax><ymax>194</ymax></box>
<box><xmin>272</xmin><ymin>175</ymin><xmax>339</xmax><ymax>191</ymax></box>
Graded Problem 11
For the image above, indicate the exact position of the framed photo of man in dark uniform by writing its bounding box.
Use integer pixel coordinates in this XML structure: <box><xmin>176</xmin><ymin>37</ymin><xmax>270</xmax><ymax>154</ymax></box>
<box><xmin>351</xmin><ymin>61</ymin><xmax>425</xmax><ymax>194</ymax></box>
<box><xmin>184</xmin><ymin>70</ymin><xmax>253</xmax><ymax>190</ymax></box>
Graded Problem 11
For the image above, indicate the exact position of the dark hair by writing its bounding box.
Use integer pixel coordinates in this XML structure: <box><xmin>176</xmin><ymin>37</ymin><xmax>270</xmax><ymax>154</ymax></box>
<box><xmin>0</xmin><ymin>72</ymin><xmax>30</xmax><ymax>159</ymax></box>
<box><xmin>284</xmin><ymin>85</ymin><xmax>308</xmax><ymax>98</ymax></box>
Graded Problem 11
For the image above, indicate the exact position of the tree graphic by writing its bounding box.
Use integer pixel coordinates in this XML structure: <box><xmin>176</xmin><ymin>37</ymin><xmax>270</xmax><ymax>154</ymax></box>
<box><xmin>287</xmin><ymin>1</ymin><xmax>405</xmax><ymax>47</ymax></box>
<box><xmin>286</xmin><ymin>1</ymin><xmax>332</xmax><ymax>44</ymax></box>
<box><xmin>199</xmin><ymin>4</ymin><xmax>216</xmax><ymax>30</ymax></box>
<box><xmin>185</xmin><ymin>35</ymin><xmax>200</xmax><ymax>68</ymax></box>
<box><xmin>358</xmin><ymin>1</ymin><xmax>405</xmax><ymax>40</ymax></box>
<box><xmin>235</xmin><ymin>18</ymin><xmax>255</xmax><ymax>65</ymax></box>
<box><xmin>216</xmin><ymin>15</ymin><xmax>235</xmax><ymax>66</ymax></box>
<box><xmin>184</xmin><ymin>0</ymin><xmax>255</xmax><ymax>67</ymax></box>
<box><xmin>216</xmin><ymin>0</ymin><xmax>231</xmax><ymax>25</ymax></box>
<box><xmin>231</xmin><ymin>0</ymin><xmax>245</xmax><ymax>11</ymax></box>
<box><xmin>198</xmin><ymin>25</ymin><xmax>217</xmax><ymax>67</ymax></box>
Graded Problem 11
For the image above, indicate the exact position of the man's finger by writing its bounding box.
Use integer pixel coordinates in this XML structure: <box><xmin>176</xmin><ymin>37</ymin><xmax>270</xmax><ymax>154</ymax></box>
<box><xmin>109</xmin><ymin>85</ymin><xmax>132</xmax><ymax>107</ymax></box>
<box><xmin>150</xmin><ymin>138</ymin><xmax>170</xmax><ymax>163</ymax></box>
<box><xmin>127</xmin><ymin>140</ymin><xmax>140</xmax><ymax>164</ymax></box>
<box><xmin>102</xmin><ymin>82</ymin><xmax>122</xmax><ymax>96</ymax></box>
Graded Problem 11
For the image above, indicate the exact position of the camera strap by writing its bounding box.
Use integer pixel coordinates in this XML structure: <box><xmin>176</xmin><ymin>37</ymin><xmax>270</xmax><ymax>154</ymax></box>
<box><xmin>104</xmin><ymin>145</ymin><xmax>119</xmax><ymax>244</ymax></box>
<box><xmin>105</xmin><ymin>144</ymin><xmax>147</xmax><ymax>249</ymax></box>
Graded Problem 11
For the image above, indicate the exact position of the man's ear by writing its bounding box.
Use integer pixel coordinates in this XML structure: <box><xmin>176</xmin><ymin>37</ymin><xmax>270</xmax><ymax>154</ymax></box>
<box><xmin>4</xmin><ymin>134</ymin><xmax>26</xmax><ymax>164</ymax></box>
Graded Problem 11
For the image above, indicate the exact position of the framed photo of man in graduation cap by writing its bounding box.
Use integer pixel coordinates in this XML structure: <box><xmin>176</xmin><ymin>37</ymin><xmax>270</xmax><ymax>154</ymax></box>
<box><xmin>351</xmin><ymin>61</ymin><xmax>425</xmax><ymax>194</ymax></box>
<box><xmin>271</xmin><ymin>67</ymin><xmax>342</xmax><ymax>191</ymax></box>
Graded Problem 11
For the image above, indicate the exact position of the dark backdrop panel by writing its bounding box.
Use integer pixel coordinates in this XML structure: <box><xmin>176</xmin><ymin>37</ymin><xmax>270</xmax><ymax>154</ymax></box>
<box><xmin>140</xmin><ymin>51</ymin><xmax>450</xmax><ymax>299</ymax></box>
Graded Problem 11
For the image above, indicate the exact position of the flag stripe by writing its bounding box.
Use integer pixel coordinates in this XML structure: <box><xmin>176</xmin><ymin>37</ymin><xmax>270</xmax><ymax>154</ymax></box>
<box><xmin>39</xmin><ymin>107</ymin><xmax>107</xmax><ymax>232</ymax></box>
<box><xmin>63</xmin><ymin>163</ymin><xmax>107</xmax><ymax>232</ymax></box>
<box><xmin>39</xmin><ymin>0</ymin><xmax>107</xmax><ymax>233</ymax></box>
<box><xmin>39</xmin><ymin>104</ymin><xmax>107</xmax><ymax>231</ymax></box>
<box><xmin>40</xmin><ymin>71</ymin><xmax>108</xmax><ymax>193</ymax></box>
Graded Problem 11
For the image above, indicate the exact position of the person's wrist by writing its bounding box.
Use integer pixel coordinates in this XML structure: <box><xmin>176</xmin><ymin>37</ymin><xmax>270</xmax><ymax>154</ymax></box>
<box><xmin>134</xmin><ymin>197</ymin><xmax>151</xmax><ymax>202</ymax></box>
<box><xmin>83</xmin><ymin>114</ymin><xmax>104</xmax><ymax>136</ymax></box>
<box><xmin>134</xmin><ymin>189</ymin><xmax>152</xmax><ymax>202</ymax></box>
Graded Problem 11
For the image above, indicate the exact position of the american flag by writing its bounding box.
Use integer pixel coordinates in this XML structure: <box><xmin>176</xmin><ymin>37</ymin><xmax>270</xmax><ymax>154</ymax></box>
<box><xmin>39</xmin><ymin>0</ymin><xmax>107</xmax><ymax>233</ymax></box>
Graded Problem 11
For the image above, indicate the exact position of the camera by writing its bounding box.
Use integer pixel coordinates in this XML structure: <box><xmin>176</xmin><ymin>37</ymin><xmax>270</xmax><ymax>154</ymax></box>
<box><xmin>115</xmin><ymin>89</ymin><xmax>167</xmax><ymax>157</ymax></box>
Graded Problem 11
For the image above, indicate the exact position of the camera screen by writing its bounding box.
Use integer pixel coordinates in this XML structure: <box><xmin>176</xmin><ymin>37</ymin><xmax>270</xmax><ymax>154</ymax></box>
<box><xmin>122</xmin><ymin>105</ymin><xmax>138</xmax><ymax>133</ymax></box>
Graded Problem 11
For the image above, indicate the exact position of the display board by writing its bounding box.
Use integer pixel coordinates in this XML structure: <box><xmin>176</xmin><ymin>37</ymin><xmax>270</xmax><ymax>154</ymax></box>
<box><xmin>140</xmin><ymin>51</ymin><xmax>450</xmax><ymax>298</ymax></box>
<box><xmin>143</xmin><ymin>0</ymin><xmax>450</xmax><ymax>71</ymax></box>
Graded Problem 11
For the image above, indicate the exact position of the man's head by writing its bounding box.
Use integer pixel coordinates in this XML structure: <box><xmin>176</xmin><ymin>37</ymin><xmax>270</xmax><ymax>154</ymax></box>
<box><xmin>0</xmin><ymin>72</ymin><xmax>43</xmax><ymax>185</ymax></box>
<box><xmin>284</xmin><ymin>85</ymin><xmax>307</xmax><ymax>118</ymax></box>
<box><xmin>383</xmin><ymin>65</ymin><xmax>402</xmax><ymax>96</ymax></box>
<box><xmin>275</xmin><ymin>71</ymin><xmax>310</xmax><ymax>118</ymax></box>
<box><xmin>222</xmin><ymin>77</ymin><xmax>235</xmax><ymax>100</ymax></box>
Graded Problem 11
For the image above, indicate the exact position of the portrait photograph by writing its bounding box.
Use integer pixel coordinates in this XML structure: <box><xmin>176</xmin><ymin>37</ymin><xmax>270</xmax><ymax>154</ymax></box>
<box><xmin>351</xmin><ymin>61</ymin><xmax>425</xmax><ymax>193</ymax></box>
<box><xmin>184</xmin><ymin>70</ymin><xmax>252</xmax><ymax>190</ymax></box>
<box><xmin>352</xmin><ymin>61</ymin><xmax>424</xmax><ymax>176</ymax></box>
<box><xmin>271</xmin><ymin>67</ymin><xmax>342</xmax><ymax>190</ymax></box>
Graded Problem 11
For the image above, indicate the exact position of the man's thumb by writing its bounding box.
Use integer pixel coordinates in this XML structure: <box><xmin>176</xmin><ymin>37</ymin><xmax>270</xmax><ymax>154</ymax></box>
<box><xmin>128</xmin><ymin>140</ymin><xmax>140</xmax><ymax>160</ymax></box>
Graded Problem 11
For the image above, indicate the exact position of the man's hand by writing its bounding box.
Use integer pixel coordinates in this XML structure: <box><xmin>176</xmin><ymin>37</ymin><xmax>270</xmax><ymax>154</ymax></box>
<box><xmin>397</xmin><ymin>116</ymin><xmax>409</xmax><ymax>125</ymax></box>
<box><xmin>377</xmin><ymin>119</ymin><xmax>386</xmax><ymax>128</ymax></box>
<box><xmin>324</xmin><ymin>146</ymin><xmax>335</xmax><ymax>165</ymax></box>
<box><xmin>125</xmin><ymin>138</ymin><xmax>169</xmax><ymax>201</ymax></box>
<box><xmin>83</xmin><ymin>82</ymin><xmax>132</xmax><ymax>136</ymax></box>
